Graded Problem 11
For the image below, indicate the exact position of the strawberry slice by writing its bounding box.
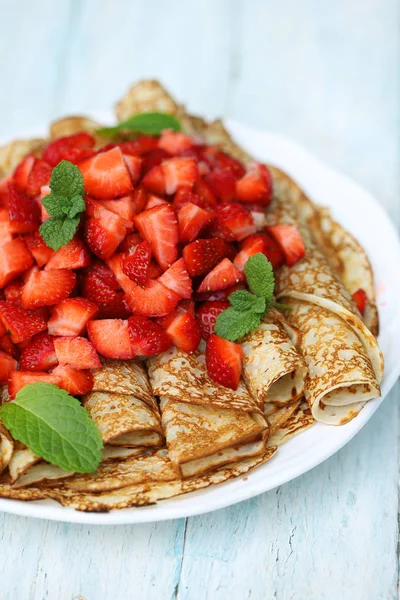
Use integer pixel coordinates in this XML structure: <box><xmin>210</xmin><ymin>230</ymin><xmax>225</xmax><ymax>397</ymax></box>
<box><xmin>97</xmin><ymin>194</ymin><xmax>136</xmax><ymax>224</ymax></box>
<box><xmin>235</xmin><ymin>163</ymin><xmax>273</xmax><ymax>205</ymax></box>
<box><xmin>178</xmin><ymin>203</ymin><xmax>214</xmax><ymax>244</ymax></box>
<box><xmin>127</xmin><ymin>316</ymin><xmax>172</xmax><ymax>356</ymax></box>
<box><xmin>118</xmin><ymin>232</ymin><xmax>143</xmax><ymax>253</ymax></box>
<box><xmin>213</xmin><ymin>202</ymin><xmax>256</xmax><ymax>241</ymax></box>
<box><xmin>234</xmin><ymin>232</ymin><xmax>284</xmax><ymax>271</ymax></box>
<box><xmin>0</xmin><ymin>209</ymin><xmax>13</xmax><ymax>245</ymax></box>
<box><xmin>196</xmin><ymin>300</ymin><xmax>230</xmax><ymax>340</ymax></box>
<box><xmin>194</xmin><ymin>178</ymin><xmax>217</xmax><ymax>209</ymax></box>
<box><xmin>44</xmin><ymin>237</ymin><xmax>90</xmax><ymax>271</ymax></box>
<box><xmin>204</xmin><ymin>168</ymin><xmax>236</xmax><ymax>202</ymax></box>
<box><xmin>352</xmin><ymin>288</ymin><xmax>368</xmax><ymax>315</ymax></box>
<box><xmin>147</xmin><ymin>261</ymin><xmax>163</xmax><ymax>279</ymax></box>
<box><xmin>145</xmin><ymin>195</ymin><xmax>167</xmax><ymax>210</ymax></box>
<box><xmin>121</xmin><ymin>240</ymin><xmax>152</xmax><ymax>287</ymax></box>
<box><xmin>79</xmin><ymin>147</ymin><xmax>133</xmax><ymax>199</ymax></box>
<box><xmin>162</xmin><ymin>156</ymin><xmax>198</xmax><ymax>195</ymax></box>
<box><xmin>8</xmin><ymin>183</ymin><xmax>41</xmax><ymax>233</ymax></box>
<box><xmin>182</xmin><ymin>238</ymin><xmax>234</xmax><ymax>278</ymax></box>
<box><xmin>84</xmin><ymin>211</ymin><xmax>129</xmax><ymax>260</ymax></box>
<box><xmin>206</xmin><ymin>334</ymin><xmax>244</xmax><ymax>390</ymax></box>
<box><xmin>48</xmin><ymin>297</ymin><xmax>99</xmax><ymax>336</ymax></box>
<box><xmin>197</xmin><ymin>258</ymin><xmax>244</xmax><ymax>294</ymax></box>
<box><xmin>26</xmin><ymin>159</ymin><xmax>52</xmax><ymax>197</ymax></box>
<box><xmin>124</xmin><ymin>279</ymin><xmax>181</xmax><ymax>318</ymax></box>
<box><xmin>4</xmin><ymin>280</ymin><xmax>23</xmax><ymax>305</ymax></box>
<box><xmin>166</xmin><ymin>311</ymin><xmax>201</xmax><ymax>353</ymax></box>
<box><xmin>87</xmin><ymin>319</ymin><xmax>135</xmax><ymax>359</ymax></box>
<box><xmin>122</xmin><ymin>154</ymin><xmax>142</xmax><ymax>184</ymax></box>
<box><xmin>158</xmin><ymin>131</ymin><xmax>194</xmax><ymax>155</ymax></box>
<box><xmin>54</xmin><ymin>336</ymin><xmax>101</xmax><ymax>370</ymax></box>
<box><xmin>13</xmin><ymin>155</ymin><xmax>35</xmax><ymax>192</ymax></box>
<box><xmin>141</xmin><ymin>165</ymin><xmax>166</xmax><ymax>195</ymax></box>
<box><xmin>0</xmin><ymin>335</ymin><xmax>18</xmax><ymax>359</ymax></box>
<box><xmin>265</xmin><ymin>224</ymin><xmax>305</xmax><ymax>267</ymax></box>
<box><xmin>8</xmin><ymin>371</ymin><xmax>62</xmax><ymax>398</ymax></box>
<box><xmin>19</xmin><ymin>333</ymin><xmax>58</xmax><ymax>371</ymax></box>
<box><xmin>0</xmin><ymin>351</ymin><xmax>17</xmax><ymax>384</ymax></box>
<box><xmin>0</xmin><ymin>237</ymin><xmax>34</xmax><ymax>288</ymax></box>
<box><xmin>51</xmin><ymin>364</ymin><xmax>94</xmax><ymax>396</ymax></box>
<box><xmin>158</xmin><ymin>258</ymin><xmax>192</xmax><ymax>299</ymax></box>
<box><xmin>134</xmin><ymin>204</ymin><xmax>178</xmax><ymax>271</ymax></box>
<box><xmin>0</xmin><ymin>302</ymin><xmax>47</xmax><ymax>343</ymax></box>
<box><xmin>21</xmin><ymin>268</ymin><xmax>76</xmax><ymax>309</ymax></box>
<box><xmin>24</xmin><ymin>230</ymin><xmax>55</xmax><ymax>266</ymax></box>
<box><xmin>43</xmin><ymin>132</ymin><xmax>95</xmax><ymax>167</ymax></box>
<box><xmin>131</xmin><ymin>188</ymin><xmax>149</xmax><ymax>215</ymax></box>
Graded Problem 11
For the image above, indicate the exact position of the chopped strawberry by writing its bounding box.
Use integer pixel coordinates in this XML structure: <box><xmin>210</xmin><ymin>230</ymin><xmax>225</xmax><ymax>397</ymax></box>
<box><xmin>0</xmin><ymin>335</ymin><xmax>18</xmax><ymax>358</ymax></box>
<box><xmin>122</xmin><ymin>154</ymin><xmax>142</xmax><ymax>184</ymax></box>
<box><xmin>206</xmin><ymin>334</ymin><xmax>244</xmax><ymax>390</ymax></box>
<box><xmin>48</xmin><ymin>297</ymin><xmax>99</xmax><ymax>336</ymax></box>
<box><xmin>118</xmin><ymin>232</ymin><xmax>143</xmax><ymax>253</ymax></box>
<box><xmin>0</xmin><ymin>209</ymin><xmax>13</xmax><ymax>245</ymax></box>
<box><xmin>134</xmin><ymin>204</ymin><xmax>178</xmax><ymax>271</ymax></box>
<box><xmin>19</xmin><ymin>333</ymin><xmax>58</xmax><ymax>372</ymax></box>
<box><xmin>235</xmin><ymin>163</ymin><xmax>273</xmax><ymax>205</ymax></box>
<box><xmin>51</xmin><ymin>364</ymin><xmax>94</xmax><ymax>396</ymax></box>
<box><xmin>0</xmin><ymin>237</ymin><xmax>34</xmax><ymax>288</ymax></box>
<box><xmin>44</xmin><ymin>237</ymin><xmax>90</xmax><ymax>271</ymax></box>
<box><xmin>145</xmin><ymin>195</ymin><xmax>167</xmax><ymax>210</ymax></box>
<box><xmin>21</xmin><ymin>268</ymin><xmax>76</xmax><ymax>309</ymax></box>
<box><xmin>82</xmin><ymin>270</ymin><xmax>127</xmax><ymax>319</ymax></box>
<box><xmin>213</xmin><ymin>151</ymin><xmax>246</xmax><ymax>179</ymax></box>
<box><xmin>162</xmin><ymin>156</ymin><xmax>198</xmax><ymax>195</ymax></box>
<box><xmin>235</xmin><ymin>232</ymin><xmax>284</xmax><ymax>271</ymax></box>
<box><xmin>0</xmin><ymin>352</ymin><xmax>17</xmax><ymax>384</ymax></box>
<box><xmin>24</xmin><ymin>230</ymin><xmax>55</xmax><ymax>266</ymax></box>
<box><xmin>172</xmin><ymin>189</ymin><xmax>210</xmax><ymax>212</ymax></box>
<box><xmin>0</xmin><ymin>303</ymin><xmax>47</xmax><ymax>343</ymax></box>
<box><xmin>141</xmin><ymin>148</ymin><xmax>170</xmax><ymax>175</ymax></box>
<box><xmin>121</xmin><ymin>240</ymin><xmax>152</xmax><ymax>287</ymax></box>
<box><xmin>131</xmin><ymin>188</ymin><xmax>149</xmax><ymax>214</ymax></box>
<box><xmin>8</xmin><ymin>371</ymin><xmax>62</xmax><ymax>398</ymax></box>
<box><xmin>54</xmin><ymin>336</ymin><xmax>101</xmax><ymax>370</ymax></box>
<box><xmin>147</xmin><ymin>261</ymin><xmax>163</xmax><ymax>279</ymax></box>
<box><xmin>178</xmin><ymin>299</ymin><xmax>195</xmax><ymax>315</ymax></box>
<box><xmin>84</xmin><ymin>209</ymin><xmax>129</xmax><ymax>260</ymax></box>
<box><xmin>79</xmin><ymin>147</ymin><xmax>133</xmax><ymax>199</ymax></box>
<box><xmin>166</xmin><ymin>311</ymin><xmax>201</xmax><ymax>353</ymax></box>
<box><xmin>352</xmin><ymin>288</ymin><xmax>368</xmax><ymax>315</ymax></box>
<box><xmin>156</xmin><ymin>310</ymin><xmax>178</xmax><ymax>330</ymax></box>
<box><xmin>13</xmin><ymin>155</ymin><xmax>35</xmax><ymax>192</ymax></box>
<box><xmin>8</xmin><ymin>183</ymin><xmax>41</xmax><ymax>233</ymax></box>
<box><xmin>194</xmin><ymin>282</ymin><xmax>245</xmax><ymax>302</ymax></box>
<box><xmin>266</xmin><ymin>224</ymin><xmax>305</xmax><ymax>267</ymax></box>
<box><xmin>194</xmin><ymin>178</ymin><xmax>217</xmax><ymax>209</ymax></box>
<box><xmin>26</xmin><ymin>159</ymin><xmax>52</xmax><ymax>197</ymax></box>
<box><xmin>0</xmin><ymin>320</ymin><xmax>6</xmax><ymax>338</ymax></box>
<box><xmin>98</xmin><ymin>194</ymin><xmax>136</xmax><ymax>224</ymax></box>
<box><xmin>43</xmin><ymin>132</ymin><xmax>95</xmax><ymax>167</ymax></box>
<box><xmin>127</xmin><ymin>316</ymin><xmax>172</xmax><ymax>356</ymax></box>
<box><xmin>158</xmin><ymin>131</ymin><xmax>193</xmax><ymax>155</ymax></box>
<box><xmin>87</xmin><ymin>319</ymin><xmax>135</xmax><ymax>359</ymax></box>
<box><xmin>213</xmin><ymin>202</ymin><xmax>256</xmax><ymax>241</ymax></box>
<box><xmin>4</xmin><ymin>280</ymin><xmax>23</xmax><ymax>305</ymax></box>
<box><xmin>196</xmin><ymin>301</ymin><xmax>230</xmax><ymax>340</ymax></box>
<box><xmin>178</xmin><ymin>203</ymin><xmax>214</xmax><ymax>244</ymax></box>
<box><xmin>124</xmin><ymin>279</ymin><xmax>181</xmax><ymax>317</ymax></box>
<box><xmin>158</xmin><ymin>258</ymin><xmax>192</xmax><ymax>299</ymax></box>
<box><xmin>182</xmin><ymin>238</ymin><xmax>234</xmax><ymax>278</ymax></box>
<box><xmin>204</xmin><ymin>168</ymin><xmax>236</xmax><ymax>202</ymax></box>
<box><xmin>141</xmin><ymin>165</ymin><xmax>166</xmax><ymax>195</ymax></box>
<box><xmin>197</xmin><ymin>258</ymin><xmax>244</xmax><ymax>294</ymax></box>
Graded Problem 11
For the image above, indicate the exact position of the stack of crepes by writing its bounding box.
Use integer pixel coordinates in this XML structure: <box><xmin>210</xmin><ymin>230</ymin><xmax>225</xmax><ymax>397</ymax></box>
<box><xmin>0</xmin><ymin>80</ymin><xmax>382</xmax><ymax>511</ymax></box>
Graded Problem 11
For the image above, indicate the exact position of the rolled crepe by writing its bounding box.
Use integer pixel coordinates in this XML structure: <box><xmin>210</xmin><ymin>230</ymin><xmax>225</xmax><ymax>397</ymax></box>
<box><xmin>0</xmin><ymin>423</ymin><xmax>13</xmax><ymax>475</ymax></box>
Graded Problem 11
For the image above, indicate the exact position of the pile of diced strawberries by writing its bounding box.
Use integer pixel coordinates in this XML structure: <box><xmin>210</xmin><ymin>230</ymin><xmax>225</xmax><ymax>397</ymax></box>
<box><xmin>0</xmin><ymin>129</ymin><xmax>307</xmax><ymax>394</ymax></box>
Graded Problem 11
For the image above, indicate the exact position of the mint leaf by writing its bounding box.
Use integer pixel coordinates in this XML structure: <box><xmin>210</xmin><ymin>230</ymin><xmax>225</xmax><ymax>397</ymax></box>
<box><xmin>229</xmin><ymin>290</ymin><xmax>266</xmax><ymax>314</ymax></box>
<box><xmin>40</xmin><ymin>215</ymin><xmax>80</xmax><ymax>251</ymax></box>
<box><xmin>67</xmin><ymin>195</ymin><xmax>86</xmax><ymax>218</ymax></box>
<box><xmin>214</xmin><ymin>307</ymin><xmax>261</xmax><ymax>342</ymax></box>
<box><xmin>42</xmin><ymin>193</ymin><xmax>70</xmax><ymax>218</ymax></box>
<box><xmin>0</xmin><ymin>383</ymin><xmax>102</xmax><ymax>473</ymax></box>
<box><xmin>50</xmin><ymin>160</ymin><xmax>84</xmax><ymax>198</ymax></box>
<box><xmin>97</xmin><ymin>112</ymin><xmax>181</xmax><ymax>138</ymax></box>
<box><xmin>244</xmin><ymin>253</ymin><xmax>275</xmax><ymax>300</ymax></box>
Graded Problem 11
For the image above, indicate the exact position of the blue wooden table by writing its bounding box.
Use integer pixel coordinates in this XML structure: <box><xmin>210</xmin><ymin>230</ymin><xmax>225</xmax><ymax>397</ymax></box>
<box><xmin>0</xmin><ymin>1</ymin><xmax>399</xmax><ymax>598</ymax></box>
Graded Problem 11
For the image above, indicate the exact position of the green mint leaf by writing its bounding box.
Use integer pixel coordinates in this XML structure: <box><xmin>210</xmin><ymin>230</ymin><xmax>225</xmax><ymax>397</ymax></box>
<box><xmin>270</xmin><ymin>300</ymin><xmax>293</xmax><ymax>311</ymax></box>
<box><xmin>42</xmin><ymin>193</ymin><xmax>70</xmax><ymax>218</ymax></box>
<box><xmin>67</xmin><ymin>195</ymin><xmax>86</xmax><ymax>218</ymax></box>
<box><xmin>229</xmin><ymin>290</ymin><xmax>266</xmax><ymax>314</ymax></box>
<box><xmin>50</xmin><ymin>160</ymin><xmax>84</xmax><ymax>198</ymax></box>
<box><xmin>40</xmin><ymin>215</ymin><xmax>80</xmax><ymax>251</ymax></box>
<box><xmin>214</xmin><ymin>307</ymin><xmax>261</xmax><ymax>342</ymax></box>
<box><xmin>0</xmin><ymin>383</ymin><xmax>103</xmax><ymax>473</ymax></box>
<box><xmin>244</xmin><ymin>253</ymin><xmax>275</xmax><ymax>300</ymax></box>
<box><xmin>97</xmin><ymin>112</ymin><xmax>181</xmax><ymax>137</ymax></box>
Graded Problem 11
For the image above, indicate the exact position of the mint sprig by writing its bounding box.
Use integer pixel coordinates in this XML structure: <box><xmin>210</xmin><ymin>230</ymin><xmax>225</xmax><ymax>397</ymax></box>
<box><xmin>214</xmin><ymin>253</ymin><xmax>290</xmax><ymax>342</ymax></box>
<box><xmin>40</xmin><ymin>160</ymin><xmax>86</xmax><ymax>251</ymax></box>
<box><xmin>0</xmin><ymin>383</ymin><xmax>103</xmax><ymax>473</ymax></box>
<box><xmin>97</xmin><ymin>112</ymin><xmax>181</xmax><ymax>138</ymax></box>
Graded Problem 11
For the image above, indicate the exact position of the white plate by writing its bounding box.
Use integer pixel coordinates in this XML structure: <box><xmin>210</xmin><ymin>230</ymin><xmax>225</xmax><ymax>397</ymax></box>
<box><xmin>1</xmin><ymin>116</ymin><xmax>399</xmax><ymax>525</ymax></box>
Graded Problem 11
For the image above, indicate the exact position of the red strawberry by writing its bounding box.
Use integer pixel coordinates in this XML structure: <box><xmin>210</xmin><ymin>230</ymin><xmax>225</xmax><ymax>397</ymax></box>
<box><xmin>0</xmin><ymin>302</ymin><xmax>47</xmax><ymax>343</ymax></box>
<box><xmin>8</xmin><ymin>371</ymin><xmax>62</xmax><ymax>398</ymax></box>
<box><xmin>182</xmin><ymin>238</ymin><xmax>233</xmax><ymax>278</ymax></box>
<box><xmin>172</xmin><ymin>189</ymin><xmax>210</xmax><ymax>212</ymax></box>
<box><xmin>82</xmin><ymin>273</ymin><xmax>128</xmax><ymax>319</ymax></box>
<box><xmin>8</xmin><ymin>183</ymin><xmax>41</xmax><ymax>233</ymax></box>
<box><xmin>84</xmin><ymin>211</ymin><xmax>129</xmax><ymax>260</ymax></box>
<box><xmin>145</xmin><ymin>195</ymin><xmax>167</xmax><ymax>210</ymax></box>
<box><xmin>0</xmin><ymin>209</ymin><xmax>13</xmax><ymax>245</ymax></box>
<box><xmin>98</xmin><ymin>194</ymin><xmax>136</xmax><ymax>223</ymax></box>
<box><xmin>178</xmin><ymin>203</ymin><xmax>214</xmax><ymax>244</ymax></box>
<box><xmin>121</xmin><ymin>240</ymin><xmax>152</xmax><ymax>287</ymax></box>
<box><xmin>265</xmin><ymin>224</ymin><xmax>305</xmax><ymax>266</ymax></box>
<box><xmin>166</xmin><ymin>311</ymin><xmax>201</xmax><ymax>353</ymax></box>
<box><xmin>196</xmin><ymin>301</ymin><xmax>230</xmax><ymax>340</ymax></box>
<box><xmin>141</xmin><ymin>148</ymin><xmax>170</xmax><ymax>175</ymax></box>
<box><xmin>197</xmin><ymin>258</ymin><xmax>244</xmax><ymax>294</ymax></box>
<box><xmin>51</xmin><ymin>364</ymin><xmax>94</xmax><ymax>396</ymax></box>
<box><xmin>122</xmin><ymin>154</ymin><xmax>142</xmax><ymax>184</ymax></box>
<box><xmin>13</xmin><ymin>155</ymin><xmax>35</xmax><ymax>192</ymax></box>
<box><xmin>79</xmin><ymin>147</ymin><xmax>133</xmax><ymax>199</ymax></box>
<box><xmin>124</xmin><ymin>279</ymin><xmax>181</xmax><ymax>318</ymax></box>
<box><xmin>43</xmin><ymin>132</ymin><xmax>95</xmax><ymax>167</ymax></box>
<box><xmin>213</xmin><ymin>151</ymin><xmax>246</xmax><ymax>179</ymax></box>
<box><xmin>118</xmin><ymin>232</ymin><xmax>143</xmax><ymax>253</ymax></box>
<box><xmin>26</xmin><ymin>159</ymin><xmax>52</xmax><ymax>197</ymax></box>
<box><xmin>54</xmin><ymin>336</ymin><xmax>101</xmax><ymax>370</ymax></box>
<box><xmin>48</xmin><ymin>297</ymin><xmax>99</xmax><ymax>336</ymax></box>
<box><xmin>0</xmin><ymin>351</ymin><xmax>17</xmax><ymax>384</ymax></box>
<box><xmin>206</xmin><ymin>334</ymin><xmax>244</xmax><ymax>390</ymax></box>
<box><xmin>352</xmin><ymin>288</ymin><xmax>368</xmax><ymax>315</ymax></box>
<box><xmin>235</xmin><ymin>232</ymin><xmax>284</xmax><ymax>271</ymax></box>
<box><xmin>147</xmin><ymin>261</ymin><xmax>163</xmax><ymax>279</ymax></box>
<box><xmin>158</xmin><ymin>258</ymin><xmax>192</xmax><ymax>299</ymax></box>
<box><xmin>194</xmin><ymin>282</ymin><xmax>245</xmax><ymax>302</ymax></box>
<box><xmin>134</xmin><ymin>204</ymin><xmax>178</xmax><ymax>271</ymax></box>
<box><xmin>131</xmin><ymin>188</ymin><xmax>148</xmax><ymax>214</ymax></box>
<box><xmin>204</xmin><ymin>168</ymin><xmax>236</xmax><ymax>202</ymax></box>
<box><xmin>194</xmin><ymin>178</ymin><xmax>217</xmax><ymax>209</ymax></box>
<box><xmin>87</xmin><ymin>319</ymin><xmax>135</xmax><ymax>359</ymax></box>
<box><xmin>156</xmin><ymin>310</ymin><xmax>178</xmax><ymax>330</ymax></box>
<box><xmin>162</xmin><ymin>156</ymin><xmax>198</xmax><ymax>195</ymax></box>
<box><xmin>24</xmin><ymin>230</ymin><xmax>55</xmax><ymax>266</ymax></box>
<box><xmin>4</xmin><ymin>280</ymin><xmax>23</xmax><ymax>305</ymax></box>
<box><xmin>19</xmin><ymin>333</ymin><xmax>58</xmax><ymax>372</ymax></box>
<box><xmin>213</xmin><ymin>202</ymin><xmax>256</xmax><ymax>241</ymax></box>
<box><xmin>21</xmin><ymin>268</ymin><xmax>76</xmax><ymax>309</ymax></box>
<box><xmin>141</xmin><ymin>164</ymin><xmax>166</xmax><ymax>195</ymax></box>
<box><xmin>235</xmin><ymin>163</ymin><xmax>273</xmax><ymax>205</ymax></box>
<box><xmin>178</xmin><ymin>299</ymin><xmax>195</xmax><ymax>315</ymax></box>
<box><xmin>158</xmin><ymin>131</ymin><xmax>193</xmax><ymax>155</ymax></box>
<box><xmin>127</xmin><ymin>316</ymin><xmax>172</xmax><ymax>356</ymax></box>
<box><xmin>44</xmin><ymin>237</ymin><xmax>90</xmax><ymax>271</ymax></box>
<box><xmin>0</xmin><ymin>335</ymin><xmax>18</xmax><ymax>359</ymax></box>
<box><xmin>0</xmin><ymin>237</ymin><xmax>34</xmax><ymax>288</ymax></box>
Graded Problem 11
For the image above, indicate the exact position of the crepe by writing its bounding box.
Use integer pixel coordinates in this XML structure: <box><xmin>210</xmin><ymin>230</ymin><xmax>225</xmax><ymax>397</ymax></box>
<box><xmin>0</xmin><ymin>423</ymin><xmax>13</xmax><ymax>475</ymax></box>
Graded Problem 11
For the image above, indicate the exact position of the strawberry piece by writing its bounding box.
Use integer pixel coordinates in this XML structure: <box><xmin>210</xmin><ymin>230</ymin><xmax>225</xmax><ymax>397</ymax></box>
<box><xmin>0</xmin><ymin>237</ymin><xmax>34</xmax><ymax>288</ymax></box>
<box><xmin>173</xmin><ymin>189</ymin><xmax>212</xmax><ymax>212</ymax></box>
<box><xmin>4</xmin><ymin>280</ymin><xmax>23</xmax><ymax>305</ymax></box>
<box><xmin>87</xmin><ymin>319</ymin><xmax>135</xmax><ymax>359</ymax></box>
<box><xmin>24</xmin><ymin>230</ymin><xmax>55</xmax><ymax>266</ymax></box>
<box><xmin>0</xmin><ymin>209</ymin><xmax>13</xmax><ymax>245</ymax></box>
<box><xmin>79</xmin><ymin>147</ymin><xmax>133</xmax><ymax>199</ymax></box>
<box><xmin>141</xmin><ymin>165</ymin><xmax>166</xmax><ymax>195</ymax></box>
<box><xmin>98</xmin><ymin>194</ymin><xmax>136</xmax><ymax>224</ymax></box>
<box><xmin>134</xmin><ymin>204</ymin><xmax>179</xmax><ymax>271</ymax></box>
<box><xmin>122</xmin><ymin>154</ymin><xmax>142</xmax><ymax>184</ymax></box>
<box><xmin>196</xmin><ymin>300</ymin><xmax>230</xmax><ymax>340</ymax></box>
<box><xmin>162</xmin><ymin>157</ymin><xmax>198</xmax><ymax>195</ymax></box>
<box><xmin>121</xmin><ymin>240</ymin><xmax>152</xmax><ymax>287</ymax></box>
<box><xmin>158</xmin><ymin>258</ymin><xmax>192</xmax><ymax>299</ymax></box>
<box><xmin>156</xmin><ymin>310</ymin><xmax>178</xmax><ymax>330</ymax></box>
<box><xmin>166</xmin><ymin>311</ymin><xmax>201</xmax><ymax>353</ymax></box>
<box><xmin>235</xmin><ymin>232</ymin><xmax>284</xmax><ymax>271</ymax></box>
<box><xmin>43</xmin><ymin>132</ymin><xmax>95</xmax><ymax>167</ymax></box>
<box><xmin>54</xmin><ymin>336</ymin><xmax>101</xmax><ymax>370</ymax></box>
<box><xmin>213</xmin><ymin>202</ymin><xmax>256</xmax><ymax>241</ymax></box>
<box><xmin>26</xmin><ymin>159</ymin><xmax>52</xmax><ymax>197</ymax></box>
<box><xmin>352</xmin><ymin>288</ymin><xmax>368</xmax><ymax>315</ymax></box>
<box><xmin>84</xmin><ymin>210</ymin><xmax>129</xmax><ymax>260</ymax></box>
<box><xmin>194</xmin><ymin>178</ymin><xmax>217</xmax><ymax>209</ymax></box>
<box><xmin>204</xmin><ymin>168</ymin><xmax>236</xmax><ymax>202</ymax></box>
<box><xmin>124</xmin><ymin>279</ymin><xmax>181</xmax><ymax>317</ymax></box>
<box><xmin>141</xmin><ymin>149</ymin><xmax>170</xmax><ymax>175</ymax></box>
<box><xmin>0</xmin><ymin>352</ymin><xmax>17</xmax><ymax>384</ymax></box>
<box><xmin>213</xmin><ymin>151</ymin><xmax>246</xmax><ymax>179</ymax></box>
<box><xmin>21</xmin><ymin>268</ymin><xmax>76</xmax><ymax>309</ymax></box>
<box><xmin>158</xmin><ymin>131</ymin><xmax>193</xmax><ymax>155</ymax></box>
<box><xmin>118</xmin><ymin>232</ymin><xmax>143</xmax><ymax>253</ymax></box>
<box><xmin>127</xmin><ymin>316</ymin><xmax>172</xmax><ymax>356</ymax></box>
<box><xmin>8</xmin><ymin>371</ymin><xmax>62</xmax><ymax>398</ymax></box>
<box><xmin>178</xmin><ymin>203</ymin><xmax>214</xmax><ymax>244</ymax></box>
<box><xmin>197</xmin><ymin>258</ymin><xmax>244</xmax><ymax>294</ymax></box>
<box><xmin>206</xmin><ymin>334</ymin><xmax>244</xmax><ymax>390</ymax></box>
<box><xmin>44</xmin><ymin>237</ymin><xmax>90</xmax><ymax>271</ymax></box>
<box><xmin>48</xmin><ymin>297</ymin><xmax>99</xmax><ymax>336</ymax></box>
<box><xmin>194</xmin><ymin>282</ymin><xmax>245</xmax><ymax>302</ymax></box>
<box><xmin>0</xmin><ymin>302</ymin><xmax>47</xmax><ymax>343</ymax></box>
<box><xmin>235</xmin><ymin>163</ymin><xmax>273</xmax><ymax>205</ymax></box>
<box><xmin>182</xmin><ymin>238</ymin><xmax>234</xmax><ymax>278</ymax></box>
<box><xmin>104</xmin><ymin>254</ymin><xmax>136</xmax><ymax>295</ymax></box>
<box><xmin>13</xmin><ymin>155</ymin><xmax>35</xmax><ymax>191</ymax></box>
<box><xmin>51</xmin><ymin>364</ymin><xmax>94</xmax><ymax>396</ymax></box>
<box><xmin>0</xmin><ymin>319</ymin><xmax>6</xmax><ymax>337</ymax></box>
<box><xmin>265</xmin><ymin>224</ymin><xmax>305</xmax><ymax>267</ymax></box>
<box><xmin>147</xmin><ymin>261</ymin><xmax>163</xmax><ymax>279</ymax></box>
<box><xmin>19</xmin><ymin>333</ymin><xmax>58</xmax><ymax>372</ymax></box>
<box><xmin>7</xmin><ymin>183</ymin><xmax>41</xmax><ymax>233</ymax></box>
<box><xmin>179</xmin><ymin>299</ymin><xmax>195</xmax><ymax>315</ymax></box>
<box><xmin>131</xmin><ymin>188</ymin><xmax>148</xmax><ymax>214</ymax></box>
<box><xmin>0</xmin><ymin>335</ymin><xmax>18</xmax><ymax>358</ymax></box>
<box><xmin>145</xmin><ymin>195</ymin><xmax>167</xmax><ymax>210</ymax></box>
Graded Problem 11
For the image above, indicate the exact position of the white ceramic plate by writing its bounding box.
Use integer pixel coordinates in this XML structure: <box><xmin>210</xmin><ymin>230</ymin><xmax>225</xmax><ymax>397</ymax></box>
<box><xmin>1</xmin><ymin>116</ymin><xmax>399</xmax><ymax>525</ymax></box>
